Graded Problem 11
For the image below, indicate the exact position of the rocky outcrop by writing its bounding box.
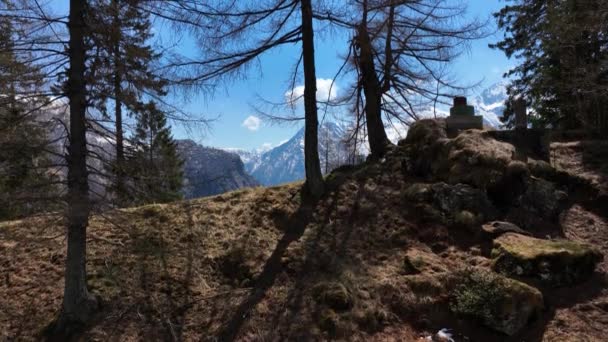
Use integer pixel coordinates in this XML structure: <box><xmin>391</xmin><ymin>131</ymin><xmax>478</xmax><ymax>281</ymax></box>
<box><xmin>492</xmin><ymin>233</ymin><xmax>603</xmax><ymax>286</ymax></box>
<box><xmin>504</xmin><ymin>177</ymin><xmax>568</xmax><ymax>228</ymax></box>
<box><xmin>396</xmin><ymin>119</ymin><xmax>607</xmax><ymax>335</ymax></box>
<box><xmin>450</xmin><ymin>269</ymin><xmax>544</xmax><ymax>336</ymax></box>
<box><xmin>177</xmin><ymin>140</ymin><xmax>259</xmax><ymax>199</ymax></box>
<box><xmin>400</xmin><ymin>120</ymin><xmax>568</xmax><ymax>230</ymax></box>
<box><xmin>404</xmin><ymin>182</ymin><xmax>497</xmax><ymax>226</ymax></box>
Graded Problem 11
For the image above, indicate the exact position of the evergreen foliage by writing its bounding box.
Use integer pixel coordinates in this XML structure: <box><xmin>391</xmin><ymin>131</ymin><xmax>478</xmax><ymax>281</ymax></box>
<box><xmin>126</xmin><ymin>101</ymin><xmax>183</xmax><ymax>205</ymax></box>
<box><xmin>492</xmin><ymin>0</ymin><xmax>608</xmax><ymax>134</ymax></box>
<box><xmin>87</xmin><ymin>0</ymin><xmax>168</xmax><ymax>204</ymax></box>
<box><xmin>0</xmin><ymin>14</ymin><xmax>57</xmax><ymax>220</ymax></box>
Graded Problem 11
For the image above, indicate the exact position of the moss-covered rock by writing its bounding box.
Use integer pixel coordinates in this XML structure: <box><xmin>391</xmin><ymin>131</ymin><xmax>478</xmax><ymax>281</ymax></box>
<box><xmin>403</xmin><ymin>255</ymin><xmax>423</xmax><ymax>275</ymax></box>
<box><xmin>505</xmin><ymin>178</ymin><xmax>568</xmax><ymax>229</ymax></box>
<box><xmin>492</xmin><ymin>233</ymin><xmax>603</xmax><ymax>286</ymax></box>
<box><xmin>450</xmin><ymin>269</ymin><xmax>543</xmax><ymax>336</ymax></box>
<box><xmin>454</xmin><ymin>210</ymin><xmax>479</xmax><ymax>229</ymax></box>
<box><xmin>399</xmin><ymin>119</ymin><xmax>450</xmax><ymax>177</ymax></box>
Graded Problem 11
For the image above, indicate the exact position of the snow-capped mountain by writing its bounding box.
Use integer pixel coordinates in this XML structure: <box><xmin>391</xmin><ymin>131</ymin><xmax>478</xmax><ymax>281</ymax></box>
<box><xmin>226</xmin><ymin>83</ymin><xmax>508</xmax><ymax>187</ymax></box>
<box><xmin>471</xmin><ymin>82</ymin><xmax>508</xmax><ymax>128</ymax></box>
<box><xmin>230</xmin><ymin>122</ymin><xmax>349</xmax><ymax>186</ymax></box>
<box><xmin>222</xmin><ymin>144</ymin><xmax>274</xmax><ymax>174</ymax></box>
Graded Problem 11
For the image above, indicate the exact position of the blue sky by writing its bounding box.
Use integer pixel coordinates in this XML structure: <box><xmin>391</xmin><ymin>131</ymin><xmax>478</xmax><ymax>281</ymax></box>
<box><xmin>50</xmin><ymin>0</ymin><xmax>513</xmax><ymax>150</ymax></box>
<box><xmin>175</xmin><ymin>0</ymin><xmax>513</xmax><ymax>150</ymax></box>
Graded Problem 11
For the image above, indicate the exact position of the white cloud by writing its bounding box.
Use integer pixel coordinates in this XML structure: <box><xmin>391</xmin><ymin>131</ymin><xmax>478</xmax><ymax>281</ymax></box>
<box><xmin>285</xmin><ymin>78</ymin><xmax>339</xmax><ymax>106</ymax></box>
<box><xmin>242</xmin><ymin>115</ymin><xmax>262</xmax><ymax>131</ymax></box>
<box><xmin>261</xmin><ymin>142</ymin><xmax>273</xmax><ymax>150</ymax></box>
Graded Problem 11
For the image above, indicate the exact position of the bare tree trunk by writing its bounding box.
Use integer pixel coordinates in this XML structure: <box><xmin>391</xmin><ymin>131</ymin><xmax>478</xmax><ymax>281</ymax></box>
<box><xmin>324</xmin><ymin>127</ymin><xmax>329</xmax><ymax>174</ymax></box>
<box><xmin>357</xmin><ymin>1</ymin><xmax>390</xmax><ymax>158</ymax></box>
<box><xmin>50</xmin><ymin>0</ymin><xmax>98</xmax><ymax>336</ymax></box>
<box><xmin>113</xmin><ymin>0</ymin><xmax>125</xmax><ymax>202</ymax></box>
<box><xmin>300</xmin><ymin>0</ymin><xmax>324</xmax><ymax>197</ymax></box>
<box><xmin>358</xmin><ymin>26</ymin><xmax>389</xmax><ymax>158</ymax></box>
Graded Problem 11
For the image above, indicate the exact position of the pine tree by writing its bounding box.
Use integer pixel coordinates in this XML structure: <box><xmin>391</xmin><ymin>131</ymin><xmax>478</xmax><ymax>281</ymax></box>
<box><xmin>0</xmin><ymin>12</ymin><xmax>57</xmax><ymax>220</ymax></box>
<box><xmin>126</xmin><ymin>101</ymin><xmax>183</xmax><ymax>205</ymax></box>
<box><xmin>492</xmin><ymin>0</ymin><xmax>608</xmax><ymax>133</ymax></box>
<box><xmin>87</xmin><ymin>0</ymin><xmax>167</xmax><ymax>204</ymax></box>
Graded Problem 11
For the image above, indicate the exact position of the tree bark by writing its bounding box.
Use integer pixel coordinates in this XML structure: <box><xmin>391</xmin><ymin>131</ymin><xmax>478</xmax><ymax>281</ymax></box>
<box><xmin>113</xmin><ymin>0</ymin><xmax>125</xmax><ymax>202</ymax></box>
<box><xmin>357</xmin><ymin>21</ymin><xmax>390</xmax><ymax>158</ymax></box>
<box><xmin>51</xmin><ymin>0</ymin><xmax>98</xmax><ymax>335</ymax></box>
<box><xmin>300</xmin><ymin>0</ymin><xmax>324</xmax><ymax>197</ymax></box>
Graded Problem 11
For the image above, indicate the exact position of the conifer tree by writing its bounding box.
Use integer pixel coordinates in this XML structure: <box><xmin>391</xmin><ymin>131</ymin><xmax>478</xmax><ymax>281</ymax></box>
<box><xmin>492</xmin><ymin>0</ymin><xmax>608</xmax><ymax>133</ymax></box>
<box><xmin>0</xmin><ymin>11</ymin><xmax>57</xmax><ymax>220</ymax></box>
<box><xmin>126</xmin><ymin>101</ymin><xmax>183</xmax><ymax>205</ymax></box>
<box><xmin>88</xmin><ymin>0</ymin><xmax>167</xmax><ymax>204</ymax></box>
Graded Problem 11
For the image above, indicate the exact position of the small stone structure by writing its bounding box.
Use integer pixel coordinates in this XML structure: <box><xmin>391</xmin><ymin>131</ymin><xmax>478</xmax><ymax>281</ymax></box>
<box><xmin>446</xmin><ymin>96</ymin><xmax>483</xmax><ymax>133</ymax></box>
<box><xmin>514</xmin><ymin>98</ymin><xmax>527</xmax><ymax>131</ymax></box>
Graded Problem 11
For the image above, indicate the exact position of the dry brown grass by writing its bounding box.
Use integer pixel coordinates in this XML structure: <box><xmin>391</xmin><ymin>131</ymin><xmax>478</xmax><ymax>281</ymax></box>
<box><xmin>1</xmin><ymin>134</ymin><xmax>607</xmax><ymax>341</ymax></box>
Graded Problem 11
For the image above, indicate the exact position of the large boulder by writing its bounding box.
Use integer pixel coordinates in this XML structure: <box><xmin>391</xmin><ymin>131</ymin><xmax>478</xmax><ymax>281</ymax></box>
<box><xmin>505</xmin><ymin>178</ymin><xmax>568</xmax><ymax>228</ymax></box>
<box><xmin>443</xmin><ymin>130</ymin><xmax>516</xmax><ymax>190</ymax></box>
<box><xmin>492</xmin><ymin>233</ymin><xmax>603</xmax><ymax>286</ymax></box>
<box><xmin>400</xmin><ymin>118</ymin><xmax>447</xmax><ymax>146</ymax></box>
<box><xmin>450</xmin><ymin>269</ymin><xmax>543</xmax><ymax>336</ymax></box>
<box><xmin>404</xmin><ymin>182</ymin><xmax>497</xmax><ymax>225</ymax></box>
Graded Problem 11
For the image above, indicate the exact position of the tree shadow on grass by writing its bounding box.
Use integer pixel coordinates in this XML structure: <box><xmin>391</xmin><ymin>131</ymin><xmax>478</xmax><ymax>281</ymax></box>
<box><xmin>81</xmin><ymin>205</ymin><xmax>199</xmax><ymax>342</ymax></box>
<box><xmin>216</xmin><ymin>187</ymin><xmax>319</xmax><ymax>341</ymax></box>
<box><xmin>263</xmin><ymin>170</ymin><xmax>384</xmax><ymax>340</ymax></box>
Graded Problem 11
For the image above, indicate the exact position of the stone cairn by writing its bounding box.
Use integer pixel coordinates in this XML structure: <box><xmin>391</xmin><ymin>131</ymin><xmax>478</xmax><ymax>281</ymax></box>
<box><xmin>446</xmin><ymin>96</ymin><xmax>483</xmax><ymax>134</ymax></box>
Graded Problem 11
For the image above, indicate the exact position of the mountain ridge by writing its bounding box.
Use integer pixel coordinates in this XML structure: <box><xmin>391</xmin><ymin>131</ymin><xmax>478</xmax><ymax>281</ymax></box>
<box><xmin>176</xmin><ymin>139</ymin><xmax>259</xmax><ymax>198</ymax></box>
<box><xmin>226</xmin><ymin>83</ymin><xmax>508</xmax><ymax>186</ymax></box>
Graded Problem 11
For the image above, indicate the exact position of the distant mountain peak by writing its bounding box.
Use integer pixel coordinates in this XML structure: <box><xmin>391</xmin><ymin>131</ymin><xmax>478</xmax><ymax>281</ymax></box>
<box><xmin>176</xmin><ymin>140</ymin><xmax>259</xmax><ymax>199</ymax></box>
<box><xmin>471</xmin><ymin>82</ymin><xmax>508</xmax><ymax>128</ymax></box>
<box><xmin>227</xmin><ymin>122</ymin><xmax>349</xmax><ymax>186</ymax></box>
<box><xmin>222</xmin><ymin>84</ymin><xmax>508</xmax><ymax>187</ymax></box>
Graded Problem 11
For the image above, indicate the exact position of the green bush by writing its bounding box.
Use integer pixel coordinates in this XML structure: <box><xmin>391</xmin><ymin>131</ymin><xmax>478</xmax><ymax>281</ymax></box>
<box><xmin>450</xmin><ymin>270</ymin><xmax>505</xmax><ymax>325</ymax></box>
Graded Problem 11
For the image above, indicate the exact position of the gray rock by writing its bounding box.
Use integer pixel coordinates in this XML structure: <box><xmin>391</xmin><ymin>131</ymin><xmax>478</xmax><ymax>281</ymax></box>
<box><xmin>404</xmin><ymin>182</ymin><xmax>497</xmax><ymax>224</ymax></box>
<box><xmin>481</xmin><ymin>221</ymin><xmax>530</xmax><ymax>239</ymax></box>
<box><xmin>492</xmin><ymin>233</ymin><xmax>604</xmax><ymax>287</ymax></box>
<box><xmin>450</xmin><ymin>269</ymin><xmax>543</xmax><ymax>336</ymax></box>
<box><xmin>506</xmin><ymin>177</ymin><xmax>568</xmax><ymax>228</ymax></box>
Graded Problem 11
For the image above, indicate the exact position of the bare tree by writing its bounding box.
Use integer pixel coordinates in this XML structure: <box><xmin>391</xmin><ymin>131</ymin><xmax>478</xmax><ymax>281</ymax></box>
<box><xmin>0</xmin><ymin>3</ymin><xmax>96</xmax><ymax>332</ymax></box>
<box><xmin>355</xmin><ymin>0</ymin><xmax>391</xmax><ymax>158</ymax></box>
<box><xmin>316</xmin><ymin>0</ymin><xmax>486</xmax><ymax>157</ymax></box>
<box><xmin>301</xmin><ymin>0</ymin><xmax>324</xmax><ymax>195</ymax></box>
<box><xmin>147</xmin><ymin>0</ymin><xmax>326</xmax><ymax>196</ymax></box>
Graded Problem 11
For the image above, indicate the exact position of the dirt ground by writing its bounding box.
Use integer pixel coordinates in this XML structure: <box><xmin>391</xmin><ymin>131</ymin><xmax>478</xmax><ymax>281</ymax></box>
<box><xmin>0</xmin><ymin>139</ymin><xmax>607</xmax><ymax>341</ymax></box>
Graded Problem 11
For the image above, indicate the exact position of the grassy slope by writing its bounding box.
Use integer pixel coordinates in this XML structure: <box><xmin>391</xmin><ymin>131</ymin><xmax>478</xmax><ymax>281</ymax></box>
<box><xmin>1</xmin><ymin>140</ymin><xmax>607</xmax><ymax>341</ymax></box>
